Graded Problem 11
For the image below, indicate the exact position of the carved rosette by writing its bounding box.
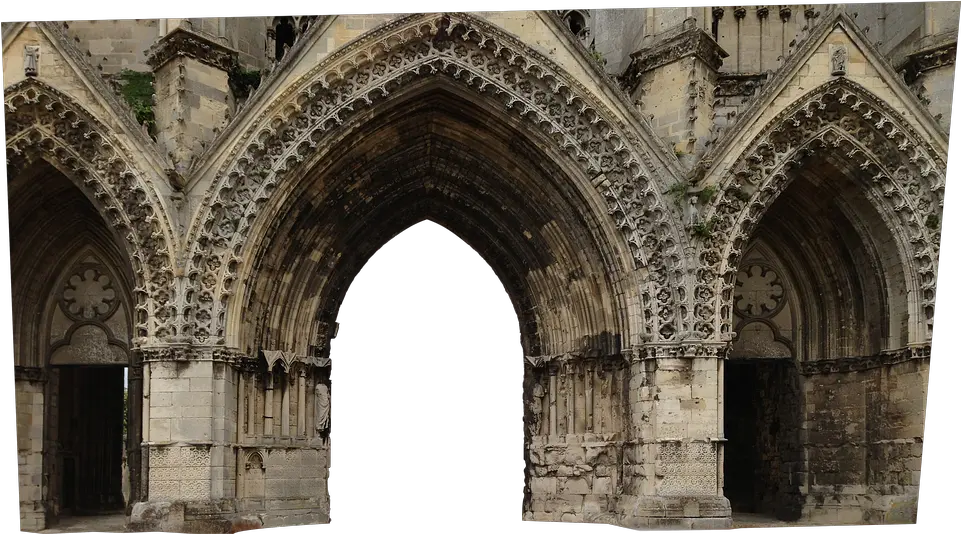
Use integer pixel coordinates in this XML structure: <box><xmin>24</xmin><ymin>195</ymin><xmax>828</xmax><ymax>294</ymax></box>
<box><xmin>4</xmin><ymin>80</ymin><xmax>177</xmax><ymax>343</ymax></box>
<box><xmin>697</xmin><ymin>78</ymin><xmax>944</xmax><ymax>341</ymax></box>
<box><xmin>184</xmin><ymin>13</ymin><xmax>689</xmax><ymax>346</ymax></box>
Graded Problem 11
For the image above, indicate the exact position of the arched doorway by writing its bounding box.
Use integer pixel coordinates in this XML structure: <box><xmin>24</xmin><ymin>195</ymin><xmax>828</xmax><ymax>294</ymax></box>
<box><xmin>326</xmin><ymin>221</ymin><xmax>523</xmax><ymax>527</ymax></box>
<box><xmin>7</xmin><ymin>161</ymin><xmax>142</xmax><ymax>527</ymax></box>
<box><xmin>723</xmin><ymin>143</ymin><xmax>912</xmax><ymax>523</ymax></box>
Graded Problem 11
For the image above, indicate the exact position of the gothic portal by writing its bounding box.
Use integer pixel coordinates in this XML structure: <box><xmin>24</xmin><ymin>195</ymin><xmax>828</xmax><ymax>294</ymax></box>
<box><xmin>3</xmin><ymin>4</ymin><xmax>954</xmax><ymax>532</ymax></box>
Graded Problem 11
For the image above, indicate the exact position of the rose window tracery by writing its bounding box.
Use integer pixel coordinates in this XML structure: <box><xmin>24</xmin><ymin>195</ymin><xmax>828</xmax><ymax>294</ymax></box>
<box><xmin>734</xmin><ymin>264</ymin><xmax>784</xmax><ymax>318</ymax></box>
<box><xmin>63</xmin><ymin>268</ymin><xmax>116</xmax><ymax>320</ymax></box>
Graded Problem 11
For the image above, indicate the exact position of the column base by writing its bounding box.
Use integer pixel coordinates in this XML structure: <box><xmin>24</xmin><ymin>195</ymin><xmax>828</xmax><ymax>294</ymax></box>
<box><xmin>128</xmin><ymin>499</ymin><xmax>265</xmax><ymax>533</ymax></box>
<box><xmin>617</xmin><ymin>495</ymin><xmax>733</xmax><ymax>530</ymax></box>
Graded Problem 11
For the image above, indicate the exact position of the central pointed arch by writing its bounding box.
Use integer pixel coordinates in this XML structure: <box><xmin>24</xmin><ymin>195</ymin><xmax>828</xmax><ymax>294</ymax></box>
<box><xmin>185</xmin><ymin>12</ymin><xmax>690</xmax><ymax>348</ymax></box>
<box><xmin>236</xmin><ymin>79</ymin><xmax>629</xmax><ymax>357</ymax></box>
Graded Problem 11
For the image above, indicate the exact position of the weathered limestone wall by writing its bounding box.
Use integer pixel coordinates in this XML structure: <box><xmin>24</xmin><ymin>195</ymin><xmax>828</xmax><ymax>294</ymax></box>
<box><xmin>236</xmin><ymin>447</ymin><xmax>329</xmax><ymax>527</ymax></box>
<box><xmin>15</xmin><ymin>376</ymin><xmax>45</xmax><ymax>532</ymax></box>
<box><xmin>588</xmin><ymin>9</ymin><xmax>645</xmax><ymax>74</ymax></box>
<box><xmin>801</xmin><ymin>358</ymin><xmax>928</xmax><ymax>524</ymax></box>
<box><xmin>61</xmin><ymin>19</ymin><xmax>159</xmax><ymax>74</ymax></box>
<box><xmin>148</xmin><ymin>28</ymin><xmax>235</xmax><ymax>171</ymax></box>
<box><xmin>225</xmin><ymin>17</ymin><xmax>268</xmax><ymax>69</ymax></box>
<box><xmin>618</xmin><ymin>351</ymin><xmax>730</xmax><ymax>530</ymax></box>
<box><xmin>524</xmin><ymin>357</ymin><xmax>627</xmax><ymax>522</ymax></box>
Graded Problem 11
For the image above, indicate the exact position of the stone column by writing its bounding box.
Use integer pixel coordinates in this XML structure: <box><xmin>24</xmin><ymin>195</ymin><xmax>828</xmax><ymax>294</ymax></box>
<box><xmin>264</xmin><ymin>370</ymin><xmax>274</xmax><ymax>436</ymax></box>
<box><xmin>618</xmin><ymin>343</ymin><xmax>731</xmax><ymax>530</ymax></box>
<box><xmin>621</xmin><ymin>17</ymin><xmax>728</xmax><ymax>166</ymax></box>
<box><xmin>129</xmin><ymin>347</ymin><xmax>250</xmax><ymax>533</ymax></box>
<box><xmin>14</xmin><ymin>367</ymin><xmax>46</xmax><ymax>532</ymax></box>
<box><xmin>146</xmin><ymin>26</ymin><xmax>239</xmax><ymax>174</ymax></box>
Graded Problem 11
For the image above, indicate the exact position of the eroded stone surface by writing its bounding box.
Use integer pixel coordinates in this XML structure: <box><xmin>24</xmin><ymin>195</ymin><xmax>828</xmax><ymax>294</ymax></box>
<box><xmin>5</xmin><ymin>4</ymin><xmax>954</xmax><ymax>533</ymax></box>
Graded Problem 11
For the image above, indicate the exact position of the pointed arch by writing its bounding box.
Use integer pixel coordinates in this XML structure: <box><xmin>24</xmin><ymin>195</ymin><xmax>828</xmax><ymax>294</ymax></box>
<box><xmin>698</xmin><ymin>78</ymin><xmax>945</xmax><ymax>344</ymax></box>
<box><xmin>185</xmin><ymin>12</ymin><xmax>690</xmax><ymax>347</ymax></box>
<box><xmin>226</xmin><ymin>80</ymin><xmax>629</xmax><ymax>360</ymax></box>
<box><xmin>5</xmin><ymin>79</ymin><xmax>178</xmax><ymax>342</ymax></box>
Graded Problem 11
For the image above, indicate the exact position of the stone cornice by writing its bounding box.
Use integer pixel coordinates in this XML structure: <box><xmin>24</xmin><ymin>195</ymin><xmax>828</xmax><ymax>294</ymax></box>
<box><xmin>798</xmin><ymin>344</ymin><xmax>931</xmax><ymax>375</ymax></box>
<box><xmin>621</xmin><ymin>18</ymin><xmax>728</xmax><ymax>94</ymax></box>
<box><xmin>629</xmin><ymin>341</ymin><xmax>731</xmax><ymax>362</ymax></box>
<box><xmin>13</xmin><ymin>366</ymin><xmax>46</xmax><ymax>383</ymax></box>
<box><xmin>899</xmin><ymin>40</ymin><xmax>958</xmax><ymax>85</ymax></box>
<box><xmin>146</xmin><ymin>27</ymin><xmax>238</xmax><ymax>72</ymax></box>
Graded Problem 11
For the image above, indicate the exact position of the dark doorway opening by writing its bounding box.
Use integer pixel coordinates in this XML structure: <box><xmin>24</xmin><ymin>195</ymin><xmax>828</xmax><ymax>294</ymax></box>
<box><xmin>724</xmin><ymin>359</ymin><xmax>803</xmax><ymax>521</ymax></box>
<box><xmin>55</xmin><ymin>366</ymin><xmax>126</xmax><ymax>517</ymax></box>
<box><xmin>332</xmin><ymin>223</ymin><xmax>523</xmax><ymax>528</ymax></box>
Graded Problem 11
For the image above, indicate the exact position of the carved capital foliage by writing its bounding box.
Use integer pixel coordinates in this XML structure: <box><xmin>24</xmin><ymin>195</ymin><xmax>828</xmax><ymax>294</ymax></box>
<box><xmin>698</xmin><ymin>78</ymin><xmax>944</xmax><ymax>341</ymax></box>
<box><xmin>146</xmin><ymin>27</ymin><xmax>238</xmax><ymax>72</ymax></box>
<box><xmin>629</xmin><ymin>342</ymin><xmax>730</xmax><ymax>362</ymax></box>
<box><xmin>622</xmin><ymin>24</ymin><xmax>728</xmax><ymax>94</ymax></box>
<box><xmin>4</xmin><ymin>79</ymin><xmax>177</xmax><ymax>342</ymax></box>
<box><xmin>14</xmin><ymin>366</ymin><xmax>46</xmax><ymax>383</ymax></box>
<box><xmin>798</xmin><ymin>343</ymin><xmax>931</xmax><ymax>375</ymax></box>
<box><xmin>186</xmin><ymin>12</ymin><xmax>689</xmax><ymax>347</ymax></box>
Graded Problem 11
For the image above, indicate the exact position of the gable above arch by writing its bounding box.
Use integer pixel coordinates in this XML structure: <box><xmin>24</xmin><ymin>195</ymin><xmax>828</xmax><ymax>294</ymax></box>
<box><xmin>699</xmin><ymin>7</ymin><xmax>949</xmax><ymax>186</ymax></box>
<box><xmin>3</xmin><ymin>21</ymin><xmax>176</xmax><ymax>191</ymax></box>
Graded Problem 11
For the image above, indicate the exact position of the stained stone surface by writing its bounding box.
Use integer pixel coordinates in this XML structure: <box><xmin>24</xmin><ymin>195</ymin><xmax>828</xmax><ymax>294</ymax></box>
<box><xmin>4</xmin><ymin>4</ymin><xmax>955</xmax><ymax>533</ymax></box>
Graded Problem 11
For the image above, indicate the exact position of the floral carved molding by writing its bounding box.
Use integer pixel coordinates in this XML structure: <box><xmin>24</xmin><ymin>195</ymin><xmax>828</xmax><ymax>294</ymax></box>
<box><xmin>5</xmin><ymin>79</ymin><xmax>177</xmax><ymax>342</ymax></box>
<box><xmin>185</xmin><ymin>13</ymin><xmax>691</xmax><ymax>347</ymax></box>
<box><xmin>697</xmin><ymin>78</ymin><xmax>944</xmax><ymax>341</ymax></box>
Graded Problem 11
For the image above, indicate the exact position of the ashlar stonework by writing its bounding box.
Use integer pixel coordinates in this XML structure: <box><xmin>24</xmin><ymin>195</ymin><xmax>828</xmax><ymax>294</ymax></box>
<box><xmin>2</xmin><ymin>4</ymin><xmax>955</xmax><ymax>532</ymax></box>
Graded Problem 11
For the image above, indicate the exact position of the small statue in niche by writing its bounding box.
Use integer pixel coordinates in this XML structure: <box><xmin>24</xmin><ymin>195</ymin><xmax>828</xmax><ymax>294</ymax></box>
<box><xmin>831</xmin><ymin>46</ymin><xmax>847</xmax><ymax>76</ymax></box>
<box><xmin>314</xmin><ymin>383</ymin><xmax>330</xmax><ymax>435</ymax></box>
<box><xmin>529</xmin><ymin>381</ymin><xmax>546</xmax><ymax>436</ymax></box>
<box><xmin>24</xmin><ymin>45</ymin><xmax>39</xmax><ymax>77</ymax></box>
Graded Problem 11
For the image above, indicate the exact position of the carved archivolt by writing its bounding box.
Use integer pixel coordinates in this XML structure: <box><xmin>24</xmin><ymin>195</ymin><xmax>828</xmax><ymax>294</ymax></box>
<box><xmin>698</xmin><ymin>78</ymin><xmax>944</xmax><ymax>342</ymax></box>
<box><xmin>5</xmin><ymin>80</ymin><xmax>177</xmax><ymax>342</ymax></box>
<box><xmin>185</xmin><ymin>12</ymin><xmax>689</xmax><ymax>346</ymax></box>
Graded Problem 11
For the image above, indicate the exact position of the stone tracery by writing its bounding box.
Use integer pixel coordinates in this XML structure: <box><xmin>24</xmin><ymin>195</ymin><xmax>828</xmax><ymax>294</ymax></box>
<box><xmin>185</xmin><ymin>12</ymin><xmax>690</xmax><ymax>347</ymax></box>
<box><xmin>698</xmin><ymin>77</ymin><xmax>945</xmax><ymax>342</ymax></box>
<box><xmin>4</xmin><ymin>79</ymin><xmax>178</xmax><ymax>342</ymax></box>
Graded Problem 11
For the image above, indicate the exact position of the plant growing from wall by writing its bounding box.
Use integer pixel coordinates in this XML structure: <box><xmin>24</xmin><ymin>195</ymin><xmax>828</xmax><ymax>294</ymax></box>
<box><xmin>666</xmin><ymin>181</ymin><xmax>688</xmax><ymax>207</ymax></box>
<box><xmin>692</xmin><ymin>216</ymin><xmax>719</xmax><ymax>240</ymax></box>
<box><xmin>114</xmin><ymin>69</ymin><xmax>155</xmax><ymax>133</ymax></box>
<box><xmin>228</xmin><ymin>64</ymin><xmax>263</xmax><ymax>101</ymax></box>
<box><xmin>697</xmin><ymin>185</ymin><xmax>717</xmax><ymax>205</ymax></box>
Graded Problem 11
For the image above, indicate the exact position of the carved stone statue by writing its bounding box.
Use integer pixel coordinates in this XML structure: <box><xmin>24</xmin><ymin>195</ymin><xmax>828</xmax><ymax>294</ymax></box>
<box><xmin>530</xmin><ymin>381</ymin><xmax>546</xmax><ymax>436</ymax></box>
<box><xmin>24</xmin><ymin>45</ymin><xmax>39</xmax><ymax>77</ymax></box>
<box><xmin>831</xmin><ymin>46</ymin><xmax>847</xmax><ymax>76</ymax></box>
<box><xmin>314</xmin><ymin>383</ymin><xmax>330</xmax><ymax>434</ymax></box>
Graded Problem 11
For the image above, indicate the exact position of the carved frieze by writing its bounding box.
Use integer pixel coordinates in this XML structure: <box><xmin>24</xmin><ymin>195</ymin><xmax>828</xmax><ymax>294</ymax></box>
<box><xmin>714</xmin><ymin>73</ymin><xmax>768</xmax><ymax>98</ymax></box>
<box><xmin>657</xmin><ymin>440</ymin><xmax>718</xmax><ymax>496</ymax></box>
<box><xmin>697</xmin><ymin>78</ymin><xmax>944</xmax><ymax>341</ymax></box>
<box><xmin>798</xmin><ymin>344</ymin><xmax>931</xmax><ymax>375</ymax></box>
<box><xmin>145</xmin><ymin>26</ymin><xmax>238</xmax><ymax>72</ymax></box>
<box><xmin>185</xmin><ymin>12</ymin><xmax>689</xmax><ymax>347</ymax></box>
<box><xmin>13</xmin><ymin>366</ymin><xmax>46</xmax><ymax>383</ymax></box>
